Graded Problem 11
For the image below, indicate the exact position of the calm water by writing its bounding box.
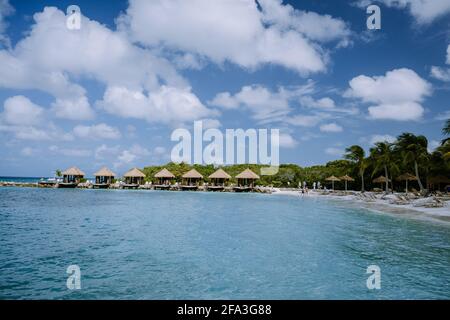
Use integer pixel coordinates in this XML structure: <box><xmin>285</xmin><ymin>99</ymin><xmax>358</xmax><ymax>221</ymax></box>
<box><xmin>0</xmin><ymin>187</ymin><xmax>449</xmax><ymax>299</ymax></box>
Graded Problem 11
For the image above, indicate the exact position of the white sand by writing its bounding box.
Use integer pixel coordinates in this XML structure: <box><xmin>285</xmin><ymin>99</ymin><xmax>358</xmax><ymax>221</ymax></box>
<box><xmin>271</xmin><ymin>188</ymin><xmax>450</xmax><ymax>222</ymax></box>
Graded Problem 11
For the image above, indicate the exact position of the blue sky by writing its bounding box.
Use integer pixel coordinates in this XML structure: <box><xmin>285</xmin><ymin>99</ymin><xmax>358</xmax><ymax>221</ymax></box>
<box><xmin>0</xmin><ymin>0</ymin><xmax>449</xmax><ymax>177</ymax></box>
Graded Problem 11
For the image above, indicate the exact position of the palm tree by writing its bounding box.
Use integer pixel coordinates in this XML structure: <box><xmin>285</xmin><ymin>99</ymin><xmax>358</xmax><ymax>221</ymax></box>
<box><xmin>395</xmin><ymin>133</ymin><xmax>429</xmax><ymax>191</ymax></box>
<box><xmin>370</xmin><ymin>142</ymin><xmax>394</xmax><ymax>193</ymax></box>
<box><xmin>55</xmin><ymin>169</ymin><xmax>62</xmax><ymax>178</ymax></box>
<box><xmin>344</xmin><ymin>145</ymin><xmax>367</xmax><ymax>192</ymax></box>
<box><xmin>442</xmin><ymin>118</ymin><xmax>450</xmax><ymax>145</ymax></box>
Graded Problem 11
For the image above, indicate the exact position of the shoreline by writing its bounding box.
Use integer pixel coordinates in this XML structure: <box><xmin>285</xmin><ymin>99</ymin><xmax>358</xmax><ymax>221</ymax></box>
<box><xmin>1</xmin><ymin>181</ymin><xmax>448</xmax><ymax>222</ymax></box>
<box><xmin>271</xmin><ymin>188</ymin><xmax>450</xmax><ymax>222</ymax></box>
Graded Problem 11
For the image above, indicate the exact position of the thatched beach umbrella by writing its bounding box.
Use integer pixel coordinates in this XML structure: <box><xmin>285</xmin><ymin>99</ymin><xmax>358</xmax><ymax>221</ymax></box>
<box><xmin>325</xmin><ymin>175</ymin><xmax>340</xmax><ymax>190</ymax></box>
<box><xmin>396</xmin><ymin>173</ymin><xmax>417</xmax><ymax>194</ymax></box>
<box><xmin>339</xmin><ymin>175</ymin><xmax>355</xmax><ymax>191</ymax></box>
<box><xmin>372</xmin><ymin>175</ymin><xmax>390</xmax><ymax>191</ymax></box>
<box><xmin>428</xmin><ymin>175</ymin><xmax>450</xmax><ymax>191</ymax></box>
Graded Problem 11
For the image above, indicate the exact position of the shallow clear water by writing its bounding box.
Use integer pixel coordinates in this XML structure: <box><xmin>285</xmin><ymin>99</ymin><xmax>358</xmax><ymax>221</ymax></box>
<box><xmin>0</xmin><ymin>187</ymin><xmax>449</xmax><ymax>299</ymax></box>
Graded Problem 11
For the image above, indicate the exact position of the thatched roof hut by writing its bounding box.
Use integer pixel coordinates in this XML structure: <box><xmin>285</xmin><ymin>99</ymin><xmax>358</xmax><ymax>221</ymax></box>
<box><xmin>235</xmin><ymin>168</ymin><xmax>259</xmax><ymax>189</ymax></box>
<box><xmin>209</xmin><ymin>168</ymin><xmax>231</xmax><ymax>180</ymax></box>
<box><xmin>208</xmin><ymin>169</ymin><xmax>231</xmax><ymax>189</ymax></box>
<box><xmin>182</xmin><ymin>169</ymin><xmax>203</xmax><ymax>179</ymax></box>
<box><xmin>181</xmin><ymin>169</ymin><xmax>203</xmax><ymax>189</ymax></box>
<box><xmin>61</xmin><ymin>167</ymin><xmax>85</xmax><ymax>185</ymax></box>
<box><xmin>235</xmin><ymin>168</ymin><xmax>260</xmax><ymax>180</ymax></box>
<box><xmin>94</xmin><ymin>167</ymin><xmax>115</xmax><ymax>186</ymax></box>
<box><xmin>154</xmin><ymin>168</ymin><xmax>175</xmax><ymax>179</ymax></box>
<box><xmin>62</xmin><ymin>167</ymin><xmax>85</xmax><ymax>177</ymax></box>
<box><xmin>123</xmin><ymin>168</ymin><xmax>145</xmax><ymax>186</ymax></box>
<box><xmin>154</xmin><ymin>168</ymin><xmax>175</xmax><ymax>188</ymax></box>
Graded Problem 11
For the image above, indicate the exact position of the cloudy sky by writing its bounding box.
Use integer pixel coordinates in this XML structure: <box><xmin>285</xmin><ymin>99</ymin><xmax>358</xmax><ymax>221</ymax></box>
<box><xmin>0</xmin><ymin>0</ymin><xmax>449</xmax><ymax>177</ymax></box>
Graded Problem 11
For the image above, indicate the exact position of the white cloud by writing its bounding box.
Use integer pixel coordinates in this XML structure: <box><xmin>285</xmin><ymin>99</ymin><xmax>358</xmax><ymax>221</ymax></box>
<box><xmin>345</xmin><ymin>68</ymin><xmax>431</xmax><ymax>121</ymax></box>
<box><xmin>52</xmin><ymin>96</ymin><xmax>94</xmax><ymax>120</ymax></box>
<box><xmin>430</xmin><ymin>45</ymin><xmax>450</xmax><ymax>82</ymax></box>
<box><xmin>435</xmin><ymin>110</ymin><xmax>450</xmax><ymax>121</ymax></box>
<box><xmin>357</xmin><ymin>0</ymin><xmax>450</xmax><ymax>24</ymax></box>
<box><xmin>285</xmin><ymin>114</ymin><xmax>324</xmax><ymax>127</ymax></box>
<box><xmin>325</xmin><ymin>147</ymin><xmax>344</xmax><ymax>156</ymax></box>
<box><xmin>21</xmin><ymin>147</ymin><xmax>37</xmax><ymax>156</ymax></box>
<box><xmin>428</xmin><ymin>140</ymin><xmax>440</xmax><ymax>153</ymax></box>
<box><xmin>95</xmin><ymin>144</ymin><xmax>121</xmax><ymax>160</ymax></box>
<box><xmin>278</xmin><ymin>133</ymin><xmax>298</xmax><ymax>149</ymax></box>
<box><xmin>319</xmin><ymin>123</ymin><xmax>343</xmax><ymax>133</ymax></box>
<box><xmin>369</xmin><ymin>134</ymin><xmax>396</xmax><ymax>145</ymax></box>
<box><xmin>97</xmin><ymin>86</ymin><xmax>217</xmax><ymax>126</ymax></box>
<box><xmin>73</xmin><ymin>123</ymin><xmax>121</xmax><ymax>140</ymax></box>
<box><xmin>0</xmin><ymin>0</ymin><xmax>14</xmax><ymax>47</ymax></box>
<box><xmin>114</xmin><ymin>144</ymin><xmax>151</xmax><ymax>169</ymax></box>
<box><xmin>300</xmin><ymin>96</ymin><xmax>336</xmax><ymax>109</ymax></box>
<box><xmin>49</xmin><ymin>145</ymin><xmax>91</xmax><ymax>157</ymax></box>
<box><xmin>0</xmin><ymin>6</ymin><xmax>193</xmax><ymax>121</ymax></box>
<box><xmin>120</xmin><ymin>0</ymin><xmax>352</xmax><ymax>74</ymax></box>
<box><xmin>368</xmin><ymin>102</ymin><xmax>425</xmax><ymax>121</ymax></box>
<box><xmin>1</xmin><ymin>95</ymin><xmax>44</xmax><ymax>126</ymax></box>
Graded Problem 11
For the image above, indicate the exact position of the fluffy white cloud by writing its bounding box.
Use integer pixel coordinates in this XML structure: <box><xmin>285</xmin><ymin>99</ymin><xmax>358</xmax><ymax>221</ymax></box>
<box><xmin>0</xmin><ymin>6</ymin><xmax>194</xmax><ymax>121</ymax></box>
<box><xmin>345</xmin><ymin>68</ymin><xmax>431</xmax><ymax>121</ymax></box>
<box><xmin>320</xmin><ymin>123</ymin><xmax>343</xmax><ymax>133</ymax></box>
<box><xmin>114</xmin><ymin>144</ymin><xmax>151</xmax><ymax>169</ymax></box>
<box><xmin>73</xmin><ymin>123</ymin><xmax>121</xmax><ymax>140</ymax></box>
<box><xmin>0</xmin><ymin>0</ymin><xmax>14</xmax><ymax>47</ymax></box>
<box><xmin>277</xmin><ymin>133</ymin><xmax>298</xmax><ymax>149</ymax></box>
<box><xmin>1</xmin><ymin>95</ymin><xmax>44</xmax><ymax>126</ymax></box>
<box><xmin>430</xmin><ymin>45</ymin><xmax>450</xmax><ymax>82</ymax></box>
<box><xmin>97</xmin><ymin>86</ymin><xmax>217</xmax><ymax>126</ymax></box>
<box><xmin>300</xmin><ymin>96</ymin><xmax>336</xmax><ymax>109</ymax></box>
<box><xmin>95</xmin><ymin>144</ymin><xmax>121</xmax><ymax>160</ymax></box>
<box><xmin>369</xmin><ymin>134</ymin><xmax>396</xmax><ymax>145</ymax></box>
<box><xmin>120</xmin><ymin>0</ymin><xmax>352</xmax><ymax>74</ymax></box>
<box><xmin>357</xmin><ymin>0</ymin><xmax>450</xmax><ymax>24</ymax></box>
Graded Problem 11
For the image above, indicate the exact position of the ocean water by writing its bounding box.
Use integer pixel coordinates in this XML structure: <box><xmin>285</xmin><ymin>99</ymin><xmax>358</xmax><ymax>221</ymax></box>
<box><xmin>0</xmin><ymin>187</ymin><xmax>449</xmax><ymax>299</ymax></box>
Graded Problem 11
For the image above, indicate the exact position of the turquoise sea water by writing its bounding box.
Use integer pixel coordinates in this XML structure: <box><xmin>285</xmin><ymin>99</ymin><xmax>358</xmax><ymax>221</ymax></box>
<box><xmin>0</xmin><ymin>187</ymin><xmax>449</xmax><ymax>299</ymax></box>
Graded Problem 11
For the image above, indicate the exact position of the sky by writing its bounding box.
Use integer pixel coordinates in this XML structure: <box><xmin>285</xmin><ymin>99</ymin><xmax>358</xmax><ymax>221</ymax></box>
<box><xmin>0</xmin><ymin>0</ymin><xmax>449</xmax><ymax>177</ymax></box>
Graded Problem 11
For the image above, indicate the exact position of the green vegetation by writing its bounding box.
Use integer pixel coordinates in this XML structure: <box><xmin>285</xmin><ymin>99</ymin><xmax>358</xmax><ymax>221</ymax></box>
<box><xmin>141</xmin><ymin>121</ymin><xmax>450</xmax><ymax>191</ymax></box>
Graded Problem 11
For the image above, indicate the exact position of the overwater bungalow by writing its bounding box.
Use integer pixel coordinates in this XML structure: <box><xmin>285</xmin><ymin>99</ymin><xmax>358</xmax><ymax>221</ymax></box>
<box><xmin>59</xmin><ymin>167</ymin><xmax>85</xmax><ymax>188</ymax></box>
<box><xmin>181</xmin><ymin>169</ymin><xmax>203</xmax><ymax>190</ymax></box>
<box><xmin>123</xmin><ymin>168</ymin><xmax>146</xmax><ymax>189</ymax></box>
<box><xmin>234</xmin><ymin>168</ymin><xmax>259</xmax><ymax>192</ymax></box>
<box><xmin>154</xmin><ymin>168</ymin><xmax>175</xmax><ymax>190</ymax></box>
<box><xmin>93</xmin><ymin>167</ymin><xmax>115</xmax><ymax>189</ymax></box>
<box><xmin>208</xmin><ymin>168</ymin><xmax>231</xmax><ymax>191</ymax></box>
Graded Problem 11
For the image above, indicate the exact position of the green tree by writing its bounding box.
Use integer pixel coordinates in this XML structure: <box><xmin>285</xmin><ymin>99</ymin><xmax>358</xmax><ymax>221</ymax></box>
<box><xmin>55</xmin><ymin>169</ymin><xmax>62</xmax><ymax>177</ymax></box>
<box><xmin>395</xmin><ymin>133</ymin><xmax>429</xmax><ymax>191</ymax></box>
<box><xmin>344</xmin><ymin>145</ymin><xmax>367</xmax><ymax>192</ymax></box>
<box><xmin>370</xmin><ymin>142</ymin><xmax>394</xmax><ymax>193</ymax></box>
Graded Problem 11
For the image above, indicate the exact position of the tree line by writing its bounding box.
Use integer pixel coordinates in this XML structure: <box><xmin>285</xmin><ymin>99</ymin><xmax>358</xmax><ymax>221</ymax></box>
<box><xmin>141</xmin><ymin>120</ymin><xmax>450</xmax><ymax>191</ymax></box>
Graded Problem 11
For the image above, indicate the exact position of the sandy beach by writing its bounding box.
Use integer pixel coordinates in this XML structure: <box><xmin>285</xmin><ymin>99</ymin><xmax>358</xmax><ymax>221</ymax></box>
<box><xmin>271</xmin><ymin>188</ymin><xmax>450</xmax><ymax>222</ymax></box>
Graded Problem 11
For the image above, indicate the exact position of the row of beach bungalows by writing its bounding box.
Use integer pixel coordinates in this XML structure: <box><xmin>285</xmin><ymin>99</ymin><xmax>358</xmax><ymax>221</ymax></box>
<box><xmin>54</xmin><ymin>166</ymin><xmax>260</xmax><ymax>192</ymax></box>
